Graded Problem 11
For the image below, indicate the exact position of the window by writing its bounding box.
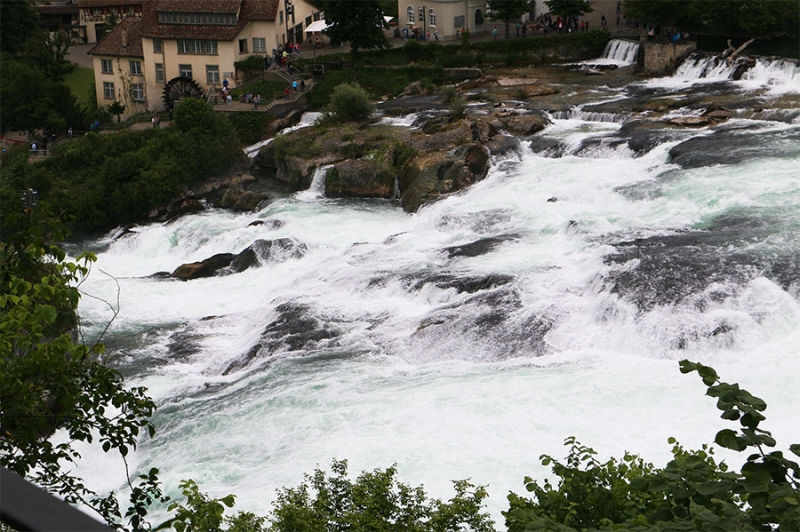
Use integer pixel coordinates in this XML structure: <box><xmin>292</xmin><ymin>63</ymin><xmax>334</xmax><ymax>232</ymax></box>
<box><xmin>239</xmin><ymin>39</ymin><xmax>248</xmax><ymax>53</ymax></box>
<box><xmin>129</xmin><ymin>60</ymin><xmax>142</xmax><ymax>75</ymax></box>
<box><xmin>429</xmin><ymin>9</ymin><xmax>436</xmax><ymax>27</ymax></box>
<box><xmin>279</xmin><ymin>10</ymin><xmax>283</xmax><ymax>24</ymax></box>
<box><xmin>103</xmin><ymin>81</ymin><xmax>115</xmax><ymax>99</ymax></box>
<box><xmin>131</xmin><ymin>83</ymin><xmax>144</xmax><ymax>101</ymax></box>
<box><xmin>474</xmin><ymin>9</ymin><xmax>483</xmax><ymax>25</ymax></box>
<box><xmin>179</xmin><ymin>64</ymin><xmax>192</xmax><ymax>78</ymax></box>
<box><xmin>101</xmin><ymin>58</ymin><xmax>113</xmax><ymax>73</ymax></box>
<box><xmin>157</xmin><ymin>12</ymin><xmax>237</xmax><ymax>25</ymax></box>
<box><xmin>155</xmin><ymin>63</ymin><xmax>165</xmax><ymax>82</ymax></box>
<box><xmin>177</xmin><ymin>39</ymin><xmax>217</xmax><ymax>55</ymax></box>
<box><xmin>252</xmin><ymin>37</ymin><xmax>266</xmax><ymax>53</ymax></box>
<box><xmin>407</xmin><ymin>6</ymin><xmax>415</xmax><ymax>24</ymax></box>
<box><xmin>153</xmin><ymin>38</ymin><xmax>163</xmax><ymax>53</ymax></box>
<box><xmin>206</xmin><ymin>65</ymin><xmax>219</xmax><ymax>84</ymax></box>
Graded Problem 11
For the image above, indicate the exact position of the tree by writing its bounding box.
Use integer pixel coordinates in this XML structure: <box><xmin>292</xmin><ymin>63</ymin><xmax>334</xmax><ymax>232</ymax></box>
<box><xmin>487</xmin><ymin>0</ymin><xmax>531</xmax><ymax>39</ymax></box>
<box><xmin>327</xmin><ymin>82</ymin><xmax>374</xmax><ymax>122</ymax></box>
<box><xmin>108</xmin><ymin>100</ymin><xmax>126</xmax><ymax>123</ymax></box>
<box><xmin>0</xmin><ymin>0</ymin><xmax>40</xmax><ymax>56</ymax></box>
<box><xmin>0</xmin><ymin>212</ymin><xmax>165</xmax><ymax>529</ymax></box>
<box><xmin>269</xmin><ymin>459</ymin><xmax>495</xmax><ymax>531</ymax></box>
<box><xmin>622</xmin><ymin>0</ymin><xmax>800</xmax><ymax>38</ymax></box>
<box><xmin>504</xmin><ymin>360</ymin><xmax>800</xmax><ymax>531</ymax></box>
<box><xmin>544</xmin><ymin>0</ymin><xmax>593</xmax><ymax>19</ymax></box>
<box><xmin>322</xmin><ymin>0</ymin><xmax>390</xmax><ymax>63</ymax></box>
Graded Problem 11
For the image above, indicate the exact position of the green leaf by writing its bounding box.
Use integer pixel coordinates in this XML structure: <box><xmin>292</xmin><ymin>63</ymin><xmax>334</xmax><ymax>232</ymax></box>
<box><xmin>790</xmin><ymin>444</ymin><xmax>800</xmax><ymax>458</ymax></box>
<box><xmin>721</xmin><ymin>409</ymin><xmax>740</xmax><ymax>421</ymax></box>
<box><xmin>715</xmin><ymin>429</ymin><xmax>747</xmax><ymax>451</ymax></box>
<box><xmin>33</xmin><ymin>304</ymin><xmax>58</xmax><ymax>324</ymax></box>
<box><xmin>678</xmin><ymin>360</ymin><xmax>698</xmax><ymax>374</ymax></box>
<box><xmin>741</xmin><ymin>471</ymin><xmax>772</xmax><ymax>493</ymax></box>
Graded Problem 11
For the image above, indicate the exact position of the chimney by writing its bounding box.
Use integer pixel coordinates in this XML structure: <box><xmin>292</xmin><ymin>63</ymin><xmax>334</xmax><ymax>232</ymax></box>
<box><xmin>121</xmin><ymin>27</ymin><xmax>128</xmax><ymax>48</ymax></box>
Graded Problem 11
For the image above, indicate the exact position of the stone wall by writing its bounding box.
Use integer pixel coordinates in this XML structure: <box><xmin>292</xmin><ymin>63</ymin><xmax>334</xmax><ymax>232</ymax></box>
<box><xmin>643</xmin><ymin>41</ymin><xmax>697</xmax><ymax>74</ymax></box>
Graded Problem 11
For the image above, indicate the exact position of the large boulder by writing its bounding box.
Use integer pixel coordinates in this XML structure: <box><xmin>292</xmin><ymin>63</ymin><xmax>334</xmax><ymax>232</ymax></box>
<box><xmin>171</xmin><ymin>253</ymin><xmax>234</xmax><ymax>280</ymax></box>
<box><xmin>399</xmin><ymin>142</ymin><xmax>490</xmax><ymax>212</ymax></box>
<box><xmin>326</xmin><ymin>158</ymin><xmax>395</xmax><ymax>198</ymax></box>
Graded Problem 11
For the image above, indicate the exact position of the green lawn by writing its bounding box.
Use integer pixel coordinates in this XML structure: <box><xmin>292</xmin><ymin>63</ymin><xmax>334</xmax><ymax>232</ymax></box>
<box><xmin>64</xmin><ymin>67</ymin><xmax>95</xmax><ymax>107</ymax></box>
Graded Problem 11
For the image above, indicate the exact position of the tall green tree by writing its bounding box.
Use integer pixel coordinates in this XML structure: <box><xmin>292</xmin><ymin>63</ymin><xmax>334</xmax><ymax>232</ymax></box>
<box><xmin>622</xmin><ymin>0</ymin><xmax>799</xmax><ymax>37</ymax></box>
<box><xmin>487</xmin><ymin>0</ymin><xmax>530</xmax><ymax>39</ymax></box>
<box><xmin>0</xmin><ymin>0</ymin><xmax>40</xmax><ymax>56</ymax></box>
<box><xmin>322</xmin><ymin>0</ymin><xmax>390</xmax><ymax>63</ymax></box>
<box><xmin>544</xmin><ymin>0</ymin><xmax>593</xmax><ymax>19</ymax></box>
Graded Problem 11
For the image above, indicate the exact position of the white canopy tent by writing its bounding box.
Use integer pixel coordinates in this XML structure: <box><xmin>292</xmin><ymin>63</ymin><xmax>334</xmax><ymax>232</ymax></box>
<box><xmin>304</xmin><ymin>16</ymin><xmax>394</xmax><ymax>33</ymax></box>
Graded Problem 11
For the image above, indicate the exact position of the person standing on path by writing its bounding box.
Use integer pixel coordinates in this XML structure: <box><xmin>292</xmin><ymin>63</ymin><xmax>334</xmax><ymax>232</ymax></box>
<box><xmin>493</xmin><ymin>26</ymin><xmax>498</xmax><ymax>39</ymax></box>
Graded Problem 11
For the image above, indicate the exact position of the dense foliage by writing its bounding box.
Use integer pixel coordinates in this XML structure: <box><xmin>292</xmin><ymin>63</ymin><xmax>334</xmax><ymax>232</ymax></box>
<box><xmin>322</xmin><ymin>0</ymin><xmax>390</xmax><ymax>61</ymax></box>
<box><xmin>622</xmin><ymin>0</ymin><xmax>800</xmax><ymax>38</ymax></box>
<box><xmin>0</xmin><ymin>0</ymin><xmax>87</xmax><ymax>135</ymax></box>
<box><xmin>544</xmin><ymin>0</ymin><xmax>594</xmax><ymax>19</ymax></box>
<box><xmin>0</xmin><ymin>214</ymin><xmax>161</xmax><ymax>529</ymax></box>
<box><xmin>327</xmin><ymin>82</ymin><xmax>375</xmax><ymax>122</ymax></box>
<box><xmin>0</xmin><ymin>98</ymin><xmax>243</xmax><ymax>232</ymax></box>
<box><xmin>487</xmin><ymin>0</ymin><xmax>535</xmax><ymax>39</ymax></box>
<box><xmin>505</xmin><ymin>360</ymin><xmax>800</xmax><ymax>531</ymax></box>
<box><xmin>269</xmin><ymin>459</ymin><xmax>495</xmax><ymax>531</ymax></box>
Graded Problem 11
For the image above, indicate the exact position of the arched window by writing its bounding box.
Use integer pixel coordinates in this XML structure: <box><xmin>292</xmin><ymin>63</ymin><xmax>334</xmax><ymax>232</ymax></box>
<box><xmin>475</xmin><ymin>9</ymin><xmax>484</xmax><ymax>25</ymax></box>
<box><xmin>428</xmin><ymin>8</ymin><xmax>436</xmax><ymax>27</ymax></box>
<box><xmin>407</xmin><ymin>6</ymin><xmax>415</xmax><ymax>24</ymax></box>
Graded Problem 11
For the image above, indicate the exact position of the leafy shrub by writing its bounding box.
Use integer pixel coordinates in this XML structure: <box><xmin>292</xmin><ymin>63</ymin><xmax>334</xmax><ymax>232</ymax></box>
<box><xmin>234</xmin><ymin>55</ymin><xmax>266</xmax><ymax>79</ymax></box>
<box><xmin>269</xmin><ymin>459</ymin><xmax>495</xmax><ymax>532</ymax></box>
<box><xmin>328</xmin><ymin>82</ymin><xmax>374</xmax><ymax>122</ymax></box>
<box><xmin>404</xmin><ymin>39</ymin><xmax>424</xmax><ymax>62</ymax></box>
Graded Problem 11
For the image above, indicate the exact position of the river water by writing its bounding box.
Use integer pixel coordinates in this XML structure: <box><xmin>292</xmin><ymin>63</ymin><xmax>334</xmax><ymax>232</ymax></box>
<box><xmin>70</xmin><ymin>50</ymin><xmax>800</xmax><ymax>526</ymax></box>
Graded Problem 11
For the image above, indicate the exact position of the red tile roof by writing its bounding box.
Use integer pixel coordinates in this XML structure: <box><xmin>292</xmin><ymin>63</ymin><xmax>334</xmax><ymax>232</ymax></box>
<box><xmin>78</xmin><ymin>0</ymin><xmax>144</xmax><ymax>7</ymax></box>
<box><xmin>88</xmin><ymin>18</ymin><xmax>144</xmax><ymax>57</ymax></box>
<box><xmin>139</xmin><ymin>0</ymin><xmax>279</xmax><ymax>41</ymax></box>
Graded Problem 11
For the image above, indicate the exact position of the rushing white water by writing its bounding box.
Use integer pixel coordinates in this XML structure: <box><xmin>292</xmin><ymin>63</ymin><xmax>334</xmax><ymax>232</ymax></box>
<box><xmin>600</xmin><ymin>39</ymin><xmax>640</xmax><ymax>65</ymax></box>
<box><xmin>70</xmin><ymin>62</ymin><xmax>800</xmax><ymax>528</ymax></box>
<box><xmin>739</xmin><ymin>57</ymin><xmax>800</xmax><ymax>94</ymax></box>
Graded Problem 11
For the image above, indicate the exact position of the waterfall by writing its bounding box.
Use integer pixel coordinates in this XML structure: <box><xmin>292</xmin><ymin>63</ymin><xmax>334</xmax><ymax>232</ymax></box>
<box><xmin>672</xmin><ymin>53</ymin><xmax>743</xmax><ymax>81</ymax></box>
<box><xmin>740</xmin><ymin>57</ymin><xmax>800</xmax><ymax>93</ymax></box>
<box><xmin>295</xmin><ymin>164</ymin><xmax>330</xmax><ymax>201</ymax></box>
<box><xmin>600</xmin><ymin>39</ymin><xmax>640</xmax><ymax>64</ymax></box>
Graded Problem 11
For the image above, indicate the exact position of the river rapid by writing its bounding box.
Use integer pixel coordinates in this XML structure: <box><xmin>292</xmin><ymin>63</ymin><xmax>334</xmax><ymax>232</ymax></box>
<box><xmin>68</xmin><ymin>48</ymin><xmax>800</xmax><ymax>526</ymax></box>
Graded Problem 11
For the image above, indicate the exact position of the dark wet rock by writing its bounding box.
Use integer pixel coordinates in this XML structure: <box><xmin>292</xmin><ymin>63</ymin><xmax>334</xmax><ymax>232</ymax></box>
<box><xmin>529</xmin><ymin>136</ymin><xmax>567</xmax><ymax>157</ymax></box>
<box><xmin>171</xmin><ymin>253</ymin><xmax>234</xmax><ymax>280</ymax></box>
<box><xmin>573</xmin><ymin>136</ymin><xmax>628</xmax><ymax>157</ymax></box>
<box><xmin>165</xmin><ymin>198</ymin><xmax>205</xmax><ymax>221</ymax></box>
<box><xmin>248</xmin><ymin>219</ymin><xmax>285</xmax><ymax>229</ymax></box>
<box><xmin>147</xmin><ymin>271</ymin><xmax>173</xmax><ymax>279</ymax></box>
<box><xmin>615</xmin><ymin>120</ymin><xmax>694</xmax><ymax>156</ymax></box>
<box><xmin>668</xmin><ymin>125</ymin><xmax>800</xmax><ymax>168</ymax></box>
<box><xmin>399</xmin><ymin>142</ymin><xmax>491</xmax><ymax>213</ymax></box>
<box><xmin>228</xmin><ymin>238</ymin><xmax>308</xmax><ymax>273</ymax></box>
<box><xmin>547</xmin><ymin>197</ymin><xmax>558</xmax><ymax>202</ymax></box>
<box><xmin>485</xmin><ymin>134</ymin><xmax>522</xmax><ymax>156</ymax></box>
<box><xmin>223</xmin><ymin>302</ymin><xmax>340</xmax><ymax>374</ymax></box>
<box><xmin>212</xmin><ymin>186</ymin><xmax>268</xmax><ymax>212</ymax></box>
<box><xmin>442</xmin><ymin>234</ymin><xmax>519</xmax><ymax>258</ymax></box>
<box><xmin>326</xmin><ymin>156</ymin><xmax>395</xmax><ymax>199</ymax></box>
<box><xmin>602</xmin><ymin>209</ymin><xmax>798</xmax><ymax>310</ymax></box>
<box><xmin>378</xmin><ymin>93</ymin><xmax>449</xmax><ymax>115</ymax></box>
<box><xmin>410</xmin><ymin>288</ymin><xmax>553</xmax><ymax>359</ymax></box>
<box><xmin>167</xmin><ymin>328</ymin><xmax>204</xmax><ymax>360</ymax></box>
<box><xmin>436</xmin><ymin>209</ymin><xmax>513</xmax><ymax>234</ymax></box>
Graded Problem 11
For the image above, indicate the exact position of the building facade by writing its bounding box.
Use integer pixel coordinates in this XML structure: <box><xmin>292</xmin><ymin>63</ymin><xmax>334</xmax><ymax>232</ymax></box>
<box><xmin>77</xmin><ymin>0</ymin><xmax>145</xmax><ymax>43</ymax></box>
<box><xmin>88</xmin><ymin>0</ymin><xmax>320</xmax><ymax>118</ymax></box>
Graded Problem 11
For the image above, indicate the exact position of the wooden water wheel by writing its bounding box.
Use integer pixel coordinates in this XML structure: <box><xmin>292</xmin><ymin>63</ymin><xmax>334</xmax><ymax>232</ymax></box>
<box><xmin>162</xmin><ymin>76</ymin><xmax>203</xmax><ymax>108</ymax></box>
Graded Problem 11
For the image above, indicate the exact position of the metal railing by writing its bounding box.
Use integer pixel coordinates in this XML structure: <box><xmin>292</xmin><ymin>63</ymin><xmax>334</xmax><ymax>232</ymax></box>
<box><xmin>0</xmin><ymin>467</ymin><xmax>113</xmax><ymax>531</ymax></box>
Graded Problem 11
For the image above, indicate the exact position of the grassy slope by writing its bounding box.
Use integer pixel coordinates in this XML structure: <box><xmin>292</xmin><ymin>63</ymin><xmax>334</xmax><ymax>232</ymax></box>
<box><xmin>63</xmin><ymin>67</ymin><xmax>95</xmax><ymax>107</ymax></box>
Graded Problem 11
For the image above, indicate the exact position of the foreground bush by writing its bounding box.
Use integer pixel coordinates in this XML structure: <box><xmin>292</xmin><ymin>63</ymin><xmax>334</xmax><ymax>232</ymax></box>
<box><xmin>328</xmin><ymin>82</ymin><xmax>375</xmax><ymax>122</ymax></box>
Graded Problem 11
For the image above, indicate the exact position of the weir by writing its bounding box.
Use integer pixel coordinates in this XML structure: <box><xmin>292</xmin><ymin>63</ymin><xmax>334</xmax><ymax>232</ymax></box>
<box><xmin>601</xmin><ymin>39</ymin><xmax>640</xmax><ymax>65</ymax></box>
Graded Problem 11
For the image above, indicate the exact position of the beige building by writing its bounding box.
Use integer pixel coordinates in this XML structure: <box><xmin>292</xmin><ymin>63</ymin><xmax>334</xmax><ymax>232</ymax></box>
<box><xmin>78</xmin><ymin>0</ymin><xmax>144</xmax><ymax>43</ymax></box>
<box><xmin>88</xmin><ymin>0</ymin><xmax>321</xmax><ymax>118</ymax></box>
<box><xmin>395</xmin><ymin>0</ymin><xmax>621</xmax><ymax>40</ymax></box>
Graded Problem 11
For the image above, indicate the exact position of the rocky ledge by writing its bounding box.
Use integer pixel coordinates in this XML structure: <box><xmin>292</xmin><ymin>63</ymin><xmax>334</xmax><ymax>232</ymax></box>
<box><xmin>251</xmin><ymin>82</ymin><xmax>551</xmax><ymax>213</ymax></box>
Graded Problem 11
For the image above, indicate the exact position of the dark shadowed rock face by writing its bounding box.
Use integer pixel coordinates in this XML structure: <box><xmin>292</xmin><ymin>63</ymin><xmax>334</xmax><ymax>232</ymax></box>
<box><xmin>668</xmin><ymin>124</ymin><xmax>800</xmax><ymax>168</ymax></box>
<box><xmin>326</xmin><ymin>159</ymin><xmax>395</xmax><ymax>199</ymax></box>
<box><xmin>223</xmin><ymin>302</ymin><xmax>341</xmax><ymax>374</ymax></box>
<box><xmin>602</xmin><ymin>209</ymin><xmax>800</xmax><ymax>314</ymax></box>
<box><xmin>442</xmin><ymin>234</ymin><xmax>519</xmax><ymax>258</ymax></box>
<box><xmin>228</xmin><ymin>238</ymin><xmax>308</xmax><ymax>273</ymax></box>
